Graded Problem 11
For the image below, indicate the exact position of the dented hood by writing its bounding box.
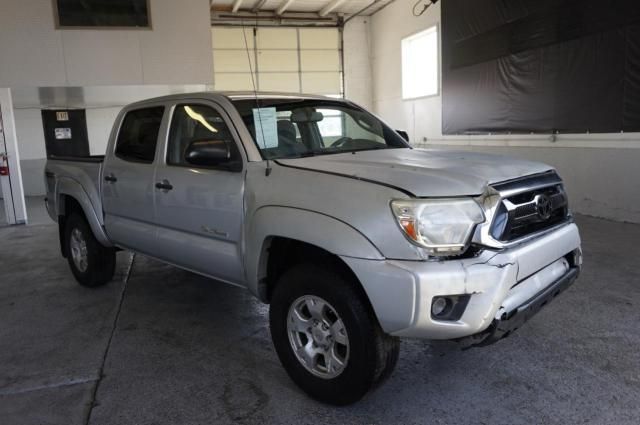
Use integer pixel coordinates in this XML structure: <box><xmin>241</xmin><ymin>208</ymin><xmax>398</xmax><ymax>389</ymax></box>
<box><xmin>277</xmin><ymin>148</ymin><xmax>554</xmax><ymax>197</ymax></box>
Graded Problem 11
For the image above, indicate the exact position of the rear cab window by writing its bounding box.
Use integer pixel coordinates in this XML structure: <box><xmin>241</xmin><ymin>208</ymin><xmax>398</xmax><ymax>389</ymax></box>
<box><xmin>115</xmin><ymin>107</ymin><xmax>165</xmax><ymax>163</ymax></box>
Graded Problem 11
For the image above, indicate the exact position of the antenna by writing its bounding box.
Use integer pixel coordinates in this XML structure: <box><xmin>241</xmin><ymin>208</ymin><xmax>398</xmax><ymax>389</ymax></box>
<box><xmin>241</xmin><ymin>19</ymin><xmax>272</xmax><ymax>176</ymax></box>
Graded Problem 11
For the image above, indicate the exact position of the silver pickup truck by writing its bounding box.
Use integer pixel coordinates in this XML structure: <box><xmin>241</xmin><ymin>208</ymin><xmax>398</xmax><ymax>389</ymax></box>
<box><xmin>45</xmin><ymin>92</ymin><xmax>582</xmax><ymax>405</ymax></box>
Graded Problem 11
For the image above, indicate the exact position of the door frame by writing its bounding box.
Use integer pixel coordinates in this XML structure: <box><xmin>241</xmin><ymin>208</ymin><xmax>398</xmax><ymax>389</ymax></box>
<box><xmin>101</xmin><ymin>102</ymin><xmax>169</xmax><ymax>253</ymax></box>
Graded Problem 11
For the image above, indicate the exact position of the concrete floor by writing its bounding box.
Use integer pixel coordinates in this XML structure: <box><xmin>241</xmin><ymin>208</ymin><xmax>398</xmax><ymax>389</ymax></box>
<box><xmin>0</xmin><ymin>215</ymin><xmax>638</xmax><ymax>424</ymax></box>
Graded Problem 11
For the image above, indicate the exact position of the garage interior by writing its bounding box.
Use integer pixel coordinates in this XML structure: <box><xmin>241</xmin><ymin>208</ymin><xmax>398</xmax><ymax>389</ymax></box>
<box><xmin>1</xmin><ymin>0</ymin><xmax>639</xmax><ymax>423</ymax></box>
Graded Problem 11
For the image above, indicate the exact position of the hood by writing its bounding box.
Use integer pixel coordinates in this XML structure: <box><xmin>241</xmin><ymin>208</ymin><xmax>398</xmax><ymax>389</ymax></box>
<box><xmin>277</xmin><ymin>148</ymin><xmax>554</xmax><ymax>197</ymax></box>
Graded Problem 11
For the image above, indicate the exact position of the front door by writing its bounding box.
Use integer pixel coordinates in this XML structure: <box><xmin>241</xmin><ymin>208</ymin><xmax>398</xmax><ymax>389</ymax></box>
<box><xmin>153</xmin><ymin>102</ymin><xmax>245</xmax><ymax>284</ymax></box>
<box><xmin>102</xmin><ymin>106</ymin><xmax>166</xmax><ymax>253</ymax></box>
<box><xmin>41</xmin><ymin>109</ymin><xmax>90</xmax><ymax>158</ymax></box>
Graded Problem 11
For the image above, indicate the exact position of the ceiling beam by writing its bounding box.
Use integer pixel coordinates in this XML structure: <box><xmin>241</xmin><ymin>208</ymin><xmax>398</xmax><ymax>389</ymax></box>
<box><xmin>231</xmin><ymin>0</ymin><xmax>243</xmax><ymax>13</ymax></box>
<box><xmin>276</xmin><ymin>0</ymin><xmax>295</xmax><ymax>15</ymax></box>
<box><xmin>252</xmin><ymin>0</ymin><xmax>268</xmax><ymax>13</ymax></box>
<box><xmin>318</xmin><ymin>0</ymin><xmax>347</xmax><ymax>17</ymax></box>
<box><xmin>212</xmin><ymin>10</ymin><xmax>340</xmax><ymax>26</ymax></box>
<box><xmin>344</xmin><ymin>0</ymin><xmax>386</xmax><ymax>23</ymax></box>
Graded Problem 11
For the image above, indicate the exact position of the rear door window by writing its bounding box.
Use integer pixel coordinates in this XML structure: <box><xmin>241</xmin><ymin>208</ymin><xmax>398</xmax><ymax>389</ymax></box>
<box><xmin>115</xmin><ymin>107</ymin><xmax>164</xmax><ymax>163</ymax></box>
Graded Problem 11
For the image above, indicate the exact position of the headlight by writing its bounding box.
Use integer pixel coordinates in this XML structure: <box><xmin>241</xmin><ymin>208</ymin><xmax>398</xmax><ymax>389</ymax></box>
<box><xmin>391</xmin><ymin>198</ymin><xmax>485</xmax><ymax>255</ymax></box>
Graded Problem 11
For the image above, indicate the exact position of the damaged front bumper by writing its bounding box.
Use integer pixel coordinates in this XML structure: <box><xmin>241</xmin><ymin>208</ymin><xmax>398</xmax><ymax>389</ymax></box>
<box><xmin>342</xmin><ymin>222</ymin><xmax>582</xmax><ymax>341</ymax></box>
<box><xmin>458</xmin><ymin>264</ymin><xmax>580</xmax><ymax>348</ymax></box>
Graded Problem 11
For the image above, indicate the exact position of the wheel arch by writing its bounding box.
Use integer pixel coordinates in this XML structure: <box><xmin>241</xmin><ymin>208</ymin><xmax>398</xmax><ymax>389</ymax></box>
<box><xmin>56</xmin><ymin>178</ymin><xmax>112</xmax><ymax>249</ymax></box>
<box><xmin>245</xmin><ymin>206</ymin><xmax>384</xmax><ymax>303</ymax></box>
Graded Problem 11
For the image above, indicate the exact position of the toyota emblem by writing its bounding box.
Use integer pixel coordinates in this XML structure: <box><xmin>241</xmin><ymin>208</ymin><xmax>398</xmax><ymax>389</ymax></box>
<box><xmin>535</xmin><ymin>194</ymin><xmax>553</xmax><ymax>220</ymax></box>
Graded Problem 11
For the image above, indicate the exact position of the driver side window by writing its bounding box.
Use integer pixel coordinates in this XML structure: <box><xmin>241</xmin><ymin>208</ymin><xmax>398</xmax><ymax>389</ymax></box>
<box><xmin>341</xmin><ymin>113</ymin><xmax>386</xmax><ymax>145</ymax></box>
<box><xmin>315</xmin><ymin>108</ymin><xmax>386</xmax><ymax>148</ymax></box>
<box><xmin>167</xmin><ymin>104</ymin><xmax>240</xmax><ymax>167</ymax></box>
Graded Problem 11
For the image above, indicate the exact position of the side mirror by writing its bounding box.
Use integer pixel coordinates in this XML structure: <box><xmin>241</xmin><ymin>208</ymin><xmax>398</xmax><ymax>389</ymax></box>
<box><xmin>396</xmin><ymin>130</ymin><xmax>409</xmax><ymax>142</ymax></box>
<box><xmin>185</xmin><ymin>139</ymin><xmax>232</xmax><ymax>167</ymax></box>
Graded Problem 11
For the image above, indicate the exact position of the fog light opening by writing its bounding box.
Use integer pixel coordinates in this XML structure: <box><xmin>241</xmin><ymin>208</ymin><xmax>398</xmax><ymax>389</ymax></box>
<box><xmin>431</xmin><ymin>297</ymin><xmax>453</xmax><ymax>317</ymax></box>
<box><xmin>430</xmin><ymin>295</ymin><xmax>471</xmax><ymax>321</ymax></box>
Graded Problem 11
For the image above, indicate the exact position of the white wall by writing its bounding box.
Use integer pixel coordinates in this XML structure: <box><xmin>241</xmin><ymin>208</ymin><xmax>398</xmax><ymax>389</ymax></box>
<box><xmin>370</xmin><ymin>0</ymin><xmax>640</xmax><ymax>223</ymax></box>
<box><xmin>0</xmin><ymin>0</ymin><xmax>214</xmax><ymax>87</ymax></box>
<box><xmin>343</xmin><ymin>17</ymin><xmax>373</xmax><ymax>110</ymax></box>
<box><xmin>371</xmin><ymin>0</ymin><xmax>441</xmax><ymax>140</ymax></box>
<box><xmin>86</xmin><ymin>108</ymin><xmax>123</xmax><ymax>155</ymax></box>
<box><xmin>0</xmin><ymin>0</ymin><xmax>214</xmax><ymax>196</ymax></box>
<box><xmin>12</xmin><ymin>109</ymin><xmax>46</xmax><ymax>160</ymax></box>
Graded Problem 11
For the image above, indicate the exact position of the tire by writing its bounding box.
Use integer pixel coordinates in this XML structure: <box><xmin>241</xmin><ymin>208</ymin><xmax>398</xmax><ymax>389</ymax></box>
<box><xmin>269</xmin><ymin>262</ymin><xmax>400</xmax><ymax>405</ymax></box>
<box><xmin>65</xmin><ymin>212</ymin><xmax>116</xmax><ymax>287</ymax></box>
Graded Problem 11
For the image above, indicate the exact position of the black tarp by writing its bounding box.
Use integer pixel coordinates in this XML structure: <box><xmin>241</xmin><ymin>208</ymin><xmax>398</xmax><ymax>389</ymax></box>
<box><xmin>441</xmin><ymin>0</ymin><xmax>640</xmax><ymax>134</ymax></box>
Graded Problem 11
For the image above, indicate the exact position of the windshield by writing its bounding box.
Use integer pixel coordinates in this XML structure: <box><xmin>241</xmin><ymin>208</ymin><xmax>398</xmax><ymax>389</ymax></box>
<box><xmin>231</xmin><ymin>98</ymin><xmax>409</xmax><ymax>159</ymax></box>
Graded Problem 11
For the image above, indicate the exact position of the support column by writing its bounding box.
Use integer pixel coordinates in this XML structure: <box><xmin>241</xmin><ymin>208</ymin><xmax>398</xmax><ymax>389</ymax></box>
<box><xmin>0</xmin><ymin>88</ymin><xmax>28</xmax><ymax>225</ymax></box>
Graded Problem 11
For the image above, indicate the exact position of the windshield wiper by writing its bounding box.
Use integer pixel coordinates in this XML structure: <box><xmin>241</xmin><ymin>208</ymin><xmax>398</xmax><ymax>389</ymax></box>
<box><xmin>279</xmin><ymin>146</ymin><xmax>390</xmax><ymax>159</ymax></box>
<box><xmin>342</xmin><ymin>146</ymin><xmax>388</xmax><ymax>154</ymax></box>
<box><xmin>281</xmin><ymin>151</ymin><xmax>317</xmax><ymax>159</ymax></box>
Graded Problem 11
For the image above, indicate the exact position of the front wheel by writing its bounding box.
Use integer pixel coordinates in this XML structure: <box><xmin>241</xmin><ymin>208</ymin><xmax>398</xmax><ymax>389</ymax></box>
<box><xmin>65</xmin><ymin>212</ymin><xmax>116</xmax><ymax>287</ymax></box>
<box><xmin>269</xmin><ymin>263</ymin><xmax>399</xmax><ymax>405</ymax></box>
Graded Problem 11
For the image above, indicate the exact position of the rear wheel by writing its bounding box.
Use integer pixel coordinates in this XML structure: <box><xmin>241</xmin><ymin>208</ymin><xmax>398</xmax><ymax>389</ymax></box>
<box><xmin>65</xmin><ymin>212</ymin><xmax>116</xmax><ymax>287</ymax></box>
<box><xmin>269</xmin><ymin>263</ymin><xmax>400</xmax><ymax>405</ymax></box>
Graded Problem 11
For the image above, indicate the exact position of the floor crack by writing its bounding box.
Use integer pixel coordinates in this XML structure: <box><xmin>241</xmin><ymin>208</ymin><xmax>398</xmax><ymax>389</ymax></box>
<box><xmin>0</xmin><ymin>377</ymin><xmax>99</xmax><ymax>396</ymax></box>
<box><xmin>83</xmin><ymin>252</ymin><xmax>136</xmax><ymax>425</ymax></box>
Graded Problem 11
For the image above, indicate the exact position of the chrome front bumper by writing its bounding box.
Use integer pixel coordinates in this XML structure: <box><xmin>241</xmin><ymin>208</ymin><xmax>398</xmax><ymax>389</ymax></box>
<box><xmin>342</xmin><ymin>222</ymin><xmax>582</xmax><ymax>340</ymax></box>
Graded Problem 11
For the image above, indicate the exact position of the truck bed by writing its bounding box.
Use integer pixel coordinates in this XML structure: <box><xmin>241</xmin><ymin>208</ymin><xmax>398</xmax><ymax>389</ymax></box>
<box><xmin>45</xmin><ymin>156</ymin><xmax>105</xmax><ymax>224</ymax></box>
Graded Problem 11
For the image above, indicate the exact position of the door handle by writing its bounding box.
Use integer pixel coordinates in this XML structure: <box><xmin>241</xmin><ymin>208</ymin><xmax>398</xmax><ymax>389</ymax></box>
<box><xmin>155</xmin><ymin>180</ymin><xmax>173</xmax><ymax>191</ymax></box>
<box><xmin>104</xmin><ymin>174</ymin><xmax>117</xmax><ymax>183</ymax></box>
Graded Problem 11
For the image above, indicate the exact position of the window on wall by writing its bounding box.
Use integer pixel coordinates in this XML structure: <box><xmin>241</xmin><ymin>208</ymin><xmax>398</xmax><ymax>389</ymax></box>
<box><xmin>402</xmin><ymin>26</ymin><xmax>439</xmax><ymax>99</ymax></box>
<box><xmin>211</xmin><ymin>27</ymin><xmax>343</xmax><ymax>96</ymax></box>
<box><xmin>55</xmin><ymin>0</ymin><xmax>150</xmax><ymax>28</ymax></box>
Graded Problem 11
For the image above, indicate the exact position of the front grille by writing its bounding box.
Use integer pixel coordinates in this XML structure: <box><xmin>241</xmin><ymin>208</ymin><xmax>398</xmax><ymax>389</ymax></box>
<box><xmin>490</xmin><ymin>174</ymin><xmax>570</xmax><ymax>242</ymax></box>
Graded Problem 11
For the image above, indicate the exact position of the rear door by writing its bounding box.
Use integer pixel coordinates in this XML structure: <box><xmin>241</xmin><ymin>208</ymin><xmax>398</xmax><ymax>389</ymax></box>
<box><xmin>102</xmin><ymin>105</ymin><xmax>166</xmax><ymax>253</ymax></box>
<box><xmin>152</xmin><ymin>101</ymin><xmax>246</xmax><ymax>284</ymax></box>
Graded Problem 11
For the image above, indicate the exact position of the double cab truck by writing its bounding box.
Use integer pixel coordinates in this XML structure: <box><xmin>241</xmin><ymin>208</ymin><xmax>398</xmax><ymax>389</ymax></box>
<box><xmin>45</xmin><ymin>92</ymin><xmax>582</xmax><ymax>405</ymax></box>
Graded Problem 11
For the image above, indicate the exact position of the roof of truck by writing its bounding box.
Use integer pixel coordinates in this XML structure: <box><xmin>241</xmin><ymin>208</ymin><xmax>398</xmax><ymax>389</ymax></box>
<box><xmin>222</xmin><ymin>91</ymin><xmax>337</xmax><ymax>100</ymax></box>
<box><xmin>124</xmin><ymin>91</ymin><xmax>339</xmax><ymax>109</ymax></box>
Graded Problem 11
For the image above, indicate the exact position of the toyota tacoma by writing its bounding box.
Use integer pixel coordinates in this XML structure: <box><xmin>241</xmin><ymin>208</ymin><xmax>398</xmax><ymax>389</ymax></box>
<box><xmin>45</xmin><ymin>92</ymin><xmax>582</xmax><ymax>405</ymax></box>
